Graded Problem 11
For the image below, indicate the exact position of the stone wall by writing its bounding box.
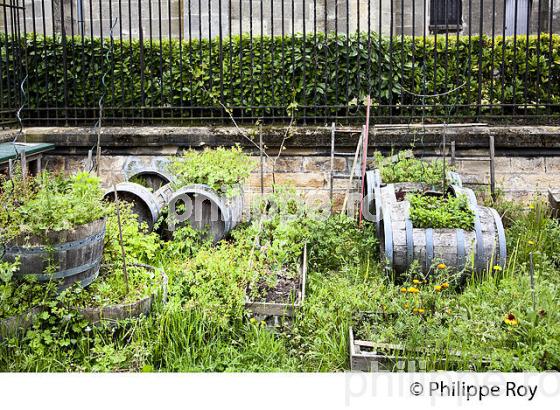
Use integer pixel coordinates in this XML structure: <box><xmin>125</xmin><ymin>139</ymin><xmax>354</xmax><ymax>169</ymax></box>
<box><xmin>24</xmin><ymin>125</ymin><xmax>560</xmax><ymax>213</ymax></box>
<box><xmin>39</xmin><ymin>148</ymin><xmax>559</xmax><ymax>215</ymax></box>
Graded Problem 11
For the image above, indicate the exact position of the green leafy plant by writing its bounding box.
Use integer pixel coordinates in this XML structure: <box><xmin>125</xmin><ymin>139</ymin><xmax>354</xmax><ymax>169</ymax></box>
<box><xmin>103</xmin><ymin>202</ymin><xmax>162</xmax><ymax>267</ymax></box>
<box><xmin>168</xmin><ymin>146</ymin><xmax>256</xmax><ymax>197</ymax></box>
<box><xmin>408</xmin><ymin>193</ymin><xmax>475</xmax><ymax>230</ymax></box>
<box><xmin>374</xmin><ymin>150</ymin><xmax>450</xmax><ymax>186</ymax></box>
<box><xmin>0</xmin><ymin>171</ymin><xmax>106</xmax><ymax>242</ymax></box>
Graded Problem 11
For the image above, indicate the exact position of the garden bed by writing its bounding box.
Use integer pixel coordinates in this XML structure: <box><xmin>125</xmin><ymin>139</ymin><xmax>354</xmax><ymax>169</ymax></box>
<box><xmin>245</xmin><ymin>244</ymin><xmax>307</xmax><ymax>320</ymax></box>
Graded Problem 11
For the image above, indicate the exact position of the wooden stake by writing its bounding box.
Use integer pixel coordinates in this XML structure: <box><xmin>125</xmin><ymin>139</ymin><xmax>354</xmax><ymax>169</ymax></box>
<box><xmin>259</xmin><ymin>125</ymin><xmax>264</xmax><ymax>196</ymax></box>
<box><xmin>112</xmin><ymin>184</ymin><xmax>129</xmax><ymax>294</ymax></box>
<box><xmin>489</xmin><ymin>134</ymin><xmax>496</xmax><ymax>202</ymax></box>
<box><xmin>359</xmin><ymin>96</ymin><xmax>372</xmax><ymax>225</ymax></box>
<box><xmin>330</xmin><ymin>122</ymin><xmax>335</xmax><ymax>212</ymax></box>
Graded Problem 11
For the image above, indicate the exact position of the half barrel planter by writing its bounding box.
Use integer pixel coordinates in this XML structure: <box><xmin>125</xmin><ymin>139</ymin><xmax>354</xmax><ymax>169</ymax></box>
<box><xmin>379</xmin><ymin>185</ymin><xmax>507</xmax><ymax>275</ymax></box>
<box><xmin>2</xmin><ymin>218</ymin><xmax>106</xmax><ymax>290</ymax></box>
<box><xmin>77</xmin><ymin>263</ymin><xmax>168</xmax><ymax>324</ymax></box>
<box><xmin>0</xmin><ymin>264</ymin><xmax>167</xmax><ymax>338</ymax></box>
<box><xmin>167</xmin><ymin>184</ymin><xmax>243</xmax><ymax>243</ymax></box>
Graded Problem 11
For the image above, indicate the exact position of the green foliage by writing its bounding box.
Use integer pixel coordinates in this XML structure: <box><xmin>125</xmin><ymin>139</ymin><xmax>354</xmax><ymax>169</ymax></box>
<box><xmin>2</xmin><ymin>33</ymin><xmax>559</xmax><ymax>121</ymax></box>
<box><xmin>168</xmin><ymin>146</ymin><xmax>255</xmax><ymax>196</ymax></box>
<box><xmin>62</xmin><ymin>265</ymin><xmax>162</xmax><ymax>308</ymax></box>
<box><xmin>409</xmin><ymin>193</ymin><xmax>475</xmax><ymax>230</ymax></box>
<box><xmin>0</xmin><ymin>171</ymin><xmax>106</xmax><ymax>242</ymax></box>
<box><xmin>507</xmin><ymin>201</ymin><xmax>560</xmax><ymax>268</ymax></box>
<box><xmin>375</xmin><ymin>150</ymin><xmax>449</xmax><ymax>186</ymax></box>
<box><xmin>307</xmin><ymin>214</ymin><xmax>378</xmax><ymax>275</ymax></box>
<box><xmin>103</xmin><ymin>202</ymin><xmax>162</xmax><ymax>267</ymax></box>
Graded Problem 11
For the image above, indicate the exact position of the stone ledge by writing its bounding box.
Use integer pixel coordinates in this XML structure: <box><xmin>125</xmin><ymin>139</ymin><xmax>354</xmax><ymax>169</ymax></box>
<box><xmin>21</xmin><ymin>125</ymin><xmax>560</xmax><ymax>154</ymax></box>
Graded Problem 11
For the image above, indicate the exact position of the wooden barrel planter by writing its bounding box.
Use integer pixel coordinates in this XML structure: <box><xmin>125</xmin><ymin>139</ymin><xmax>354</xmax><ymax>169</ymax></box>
<box><xmin>0</xmin><ymin>306</ymin><xmax>44</xmax><ymax>340</ymax></box>
<box><xmin>167</xmin><ymin>184</ymin><xmax>243</xmax><ymax>242</ymax></box>
<box><xmin>1</xmin><ymin>218</ymin><xmax>106</xmax><ymax>290</ymax></box>
<box><xmin>0</xmin><ymin>264</ymin><xmax>167</xmax><ymax>338</ymax></box>
<box><xmin>77</xmin><ymin>264</ymin><xmax>168</xmax><ymax>324</ymax></box>
<box><xmin>380</xmin><ymin>185</ymin><xmax>507</xmax><ymax>274</ymax></box>
<box><xmin>104</xmin><ymin>182</ymin><xmax>174</xmax><ymax>232</ymax></box>
<box><xmin>127</xmin><ymin>168</ymin><xmax>175</xmax><ymax>192</ymax></box>
<box><xmin>364</xmin><ymin>169</ymin><xmax>463</xmax><ymax>237</ymax></box>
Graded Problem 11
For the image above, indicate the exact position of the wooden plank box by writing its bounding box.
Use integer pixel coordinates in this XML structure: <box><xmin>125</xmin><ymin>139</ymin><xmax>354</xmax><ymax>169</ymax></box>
<box><xmin>245</xmin><ymin>244</ymin><xmax>307</xmax><ymax>324</ymax></box>
<box><xmin>349</xmin><ymin>318</ymin><xmax>490</xmax><ymax>372</ymax></box>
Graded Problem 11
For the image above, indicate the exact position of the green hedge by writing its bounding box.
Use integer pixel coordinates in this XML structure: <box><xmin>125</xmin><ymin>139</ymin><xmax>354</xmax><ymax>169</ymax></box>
<box><xmin>1</xmin><ymin>32</ymin><xmax>560</xmax><ymax>122</ymax></box>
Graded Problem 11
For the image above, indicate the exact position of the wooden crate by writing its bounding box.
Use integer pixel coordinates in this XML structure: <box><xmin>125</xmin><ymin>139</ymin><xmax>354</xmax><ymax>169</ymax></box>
<box><xmin>349</xmin><ymin>324</ymin><xmax>490</xmax><ymax>372</ymax></box>
<box><xmin>245</xmin><ymin>244</ymin><xmax>307</xmax><ymax>324</ymax></box>
<box><xmin>349</xmin><ymin>327</ymin><xmax>427</xmax><ymax>372</ymax></box>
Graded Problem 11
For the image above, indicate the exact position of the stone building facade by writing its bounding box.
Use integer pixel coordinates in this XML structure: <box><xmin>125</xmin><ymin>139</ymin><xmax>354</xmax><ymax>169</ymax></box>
<box><xmin>2</xmin><ymin>1</ymin><xmax>559</xmax><ymax>38</ymax></box>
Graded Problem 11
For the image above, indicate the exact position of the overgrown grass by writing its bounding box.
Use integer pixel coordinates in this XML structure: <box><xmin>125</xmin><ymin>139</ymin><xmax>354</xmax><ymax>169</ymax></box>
<box><xmin>1</xmin><ymin>192</ymin><xmax>559</xmax><ymax>372</ymax></box>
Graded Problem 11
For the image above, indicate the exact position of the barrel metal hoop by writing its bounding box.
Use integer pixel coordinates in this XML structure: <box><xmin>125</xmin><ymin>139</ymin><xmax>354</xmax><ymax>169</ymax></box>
<box><xmin>78</xmin><ymin>268</ymin><xmax>100</xmax><ymax>288</ymax></box>
<box><xmin>18</xmin><ymin>259</ymin><xmax>101</xmax><ymax>281</ymax></box>
<box><xmin>425</xmin><ymin>228</ymin><xmax>434</xmax><ymax>271</ymax></box>
<box><xmin>489</xmin><ymin>207</ymin><xmax>507</xmax><ymax>268</ymax></box>
<box><xmin>4</xmin><ymin>228</ymin><xmax>106</xmax><ymax>255</ymax></box>
<box><xmin>405</xmin><ymin>218</ymin><xmax>414</xmax><ymax>266</ymax></box>
<box><xmin>471</xmin><ymin>205</ymin><xmax>485</xmax><ymax>272</ymax></box>
<box><xmin>383</xmin><ymin>205</ymin><xmax>393</xmax><ymax>274</ymax></box>
<box><xmin>373</xmin><ymin>169</ymin><xmax>382</xmax><ymax>237</ymax></box>
<box><xmin>456</xmin><ymin>229</ymin><xmax>466</xmax><ymax>270</ymax></box>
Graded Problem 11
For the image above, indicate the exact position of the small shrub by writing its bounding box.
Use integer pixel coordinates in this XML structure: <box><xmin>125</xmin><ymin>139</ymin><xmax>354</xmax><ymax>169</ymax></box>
<box><xmin>168</xmin><ymin>146</ymin><xmax>255</xmax><ymax>197</ymax></box>
<box><xmin>374</xmin><ymin>150</ymin><xmax>450</xmax><ymax>186</ymax></box>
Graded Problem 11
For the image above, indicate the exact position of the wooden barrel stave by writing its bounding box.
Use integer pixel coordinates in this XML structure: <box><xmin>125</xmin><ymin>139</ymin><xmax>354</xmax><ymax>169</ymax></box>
<box><xmin>104</xmin><ymin>182</ymin><xmax>174</xmax><ymax>232</ymax></box>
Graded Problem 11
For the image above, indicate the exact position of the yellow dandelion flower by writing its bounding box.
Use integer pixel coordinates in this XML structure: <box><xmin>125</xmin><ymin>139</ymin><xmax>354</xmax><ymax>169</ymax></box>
<box><xmin>412</xmin><ymin>279</ymin><xmax>421</xmax><ymax>285</ymax></box>
<box><xmin>434</xmin><ymin>285</ymin><xmax>442</xmax><ymax>292</ymax></box>
<box><xmin>407</xmin><ymin>287</ymin><xmax>420</xmax><ymax>294</ymax></box>
<box><xmin>418</xmin><ymin>308</ymin><xmax>425</xmax><ymax>314</ymax></box>
<box><xmin>504</xmin><ymin>313</ymin><xmax>519</xmax><ymax>326</ymax></box>
<box><xmin>529</xmin><ymin>204</ymin><xmax>535</xmax><ymax>210</ymax></box>
<box><xmin>493</xmin><ymin>265</ymin><xmax>502</xmax><ymax>271</ymax></box>
<box><xmin>528</xmin><ymin>240</ymin><xmax>535</xmax><ymax>246</ymax></box>
<box><xmin>441</xmin><ymin>282</ymin><xmax>449</xmax><ymax>289</ymax></box>
<box><xmin>437</xmin><ymin>263</ymin><xmax>447</xmax><ymax>270</ymax></box>
<box><xmin>400</xmin><ymin>287</ymin><xmax>407</xmax><ymax>293</ymax></box>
